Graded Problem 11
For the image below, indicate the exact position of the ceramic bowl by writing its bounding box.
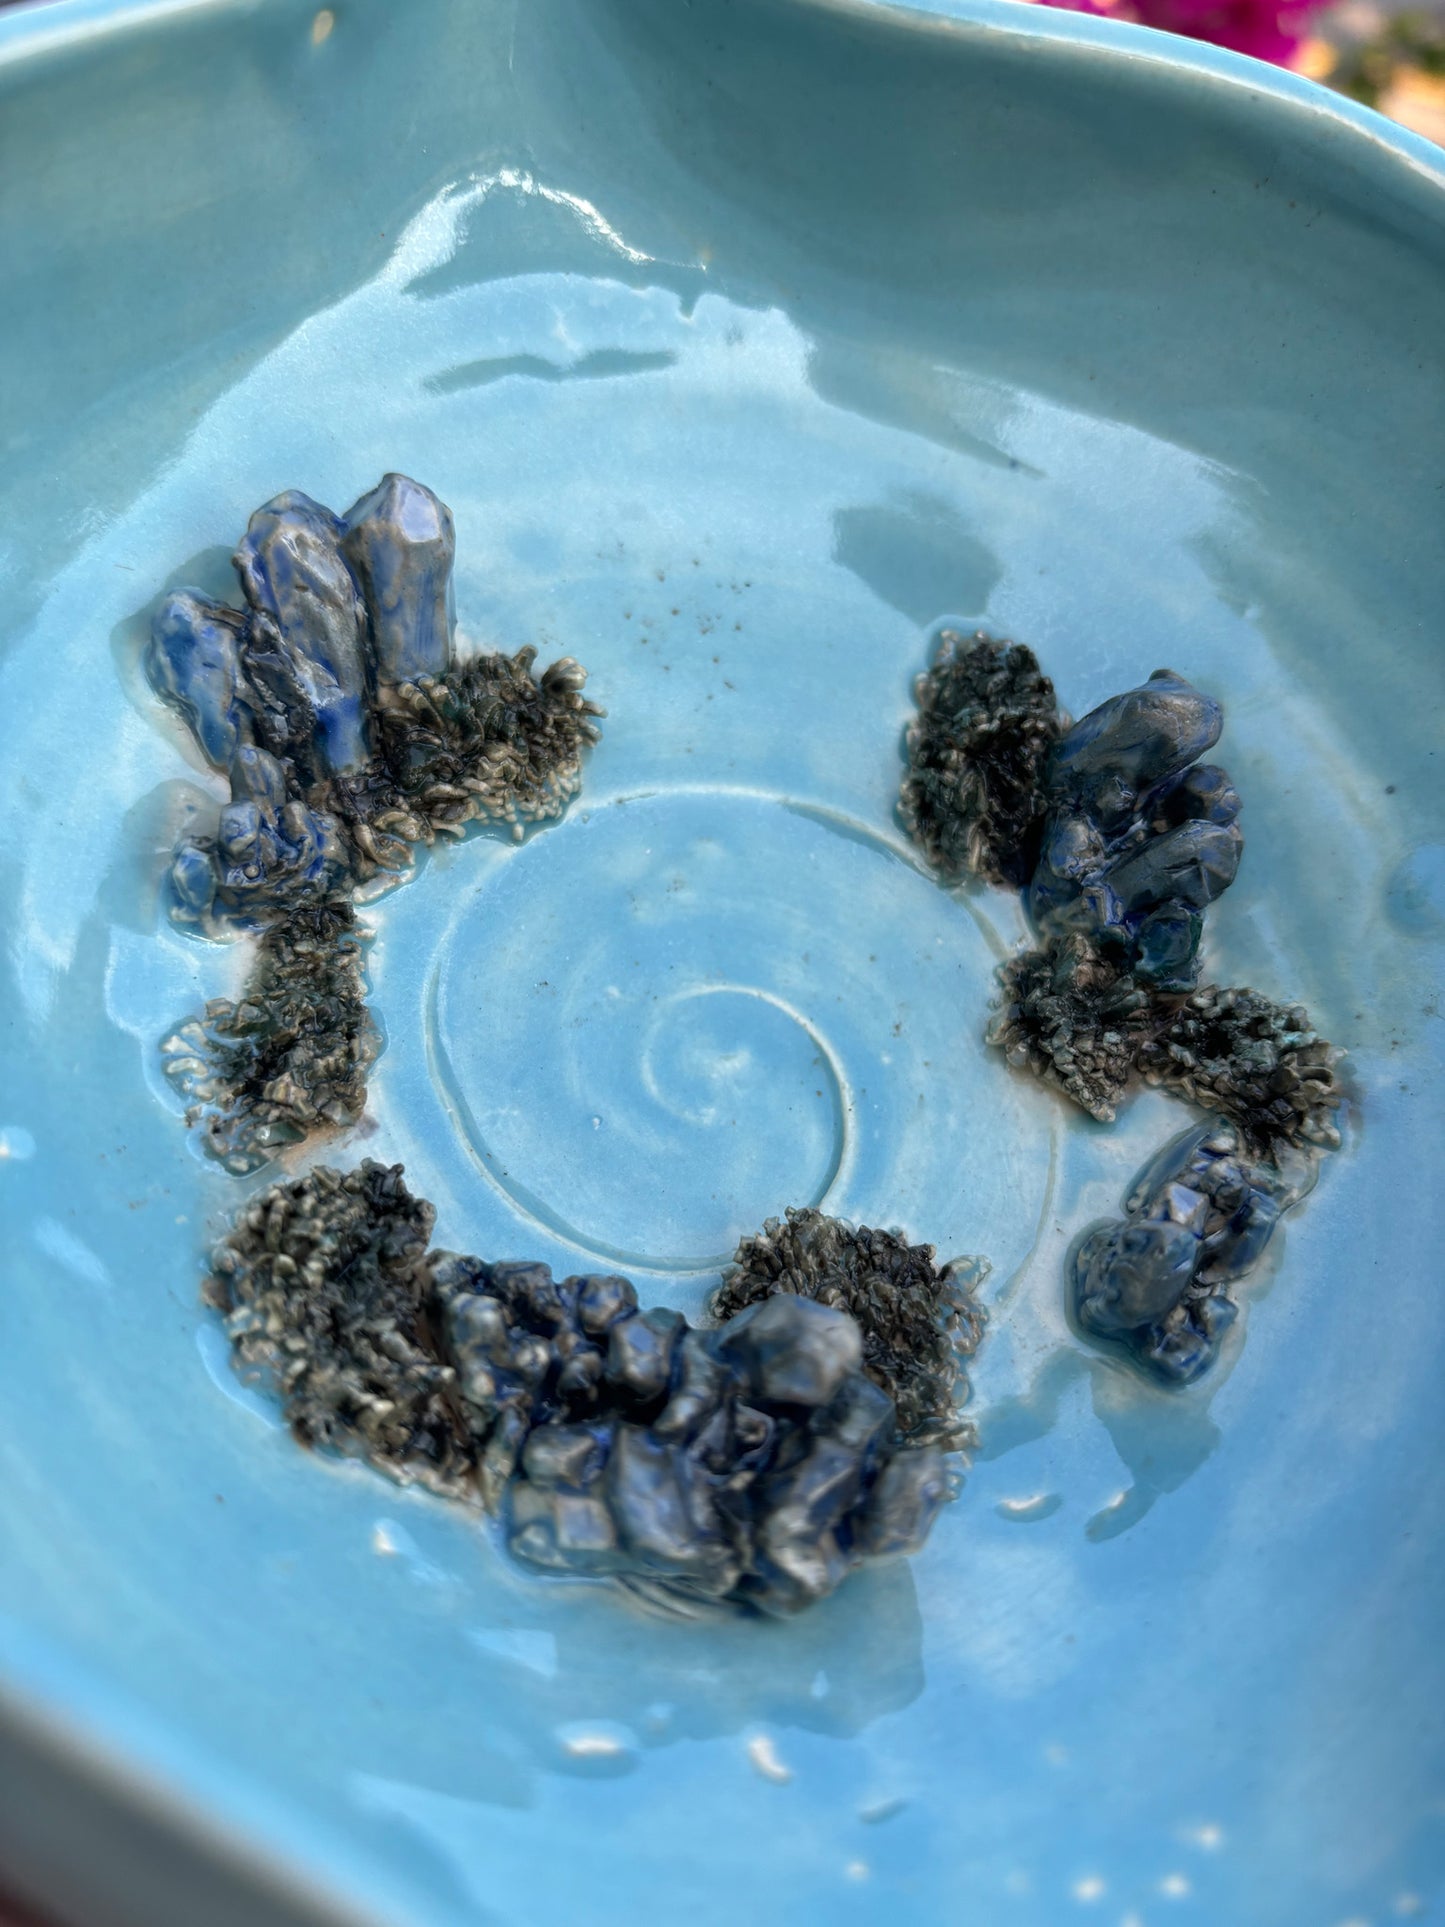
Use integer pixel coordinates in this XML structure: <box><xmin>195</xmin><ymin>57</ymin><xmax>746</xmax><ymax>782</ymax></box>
<box><xmin>0</xmin><ymin>0</ymin><xmax>1442</xmax><ymax>1922</ymax></box>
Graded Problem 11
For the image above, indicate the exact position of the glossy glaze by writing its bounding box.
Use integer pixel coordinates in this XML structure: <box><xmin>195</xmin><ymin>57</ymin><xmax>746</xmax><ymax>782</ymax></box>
<box><xmin>0</xmin><ymin>1</ymin><xmax>1442</xmax><ymax>1924</ymax></box>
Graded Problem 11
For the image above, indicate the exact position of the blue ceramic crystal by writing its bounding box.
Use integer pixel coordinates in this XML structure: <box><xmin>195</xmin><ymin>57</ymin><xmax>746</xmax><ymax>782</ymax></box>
<box><xmin>1071</xmin><ymin>1118</ymin><xmax>1313</xmax><ymax>1383</ymax></box>
<box><xmin>1028</xmin><ymin>669</ymin><xmax>1244</xmax><ymax>985</ymax></box>
<box><xmin>342</xmin><ymin>473</ymin><xmax>457</xmax><ymax>686</ymax></box>
<box><xmin>234</xmin><ymin>491</ymin><xmax>374</xmax><ymax>774</ymax></box>
<box><xmin>146</xmin><ymin>591</ymin><xmax>254</xmax><ymax>771</ymax></box>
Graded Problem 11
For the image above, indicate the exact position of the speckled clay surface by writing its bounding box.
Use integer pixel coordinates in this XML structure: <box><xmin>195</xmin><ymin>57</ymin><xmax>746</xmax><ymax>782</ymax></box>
<box><xmin>0</xmin><ymin>1</ymin><xmax>1443</xmax><ymax>1923</ymax></box>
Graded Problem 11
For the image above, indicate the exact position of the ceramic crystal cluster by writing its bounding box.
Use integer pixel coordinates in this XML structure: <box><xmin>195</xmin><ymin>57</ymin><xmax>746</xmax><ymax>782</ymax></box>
<box><xmin>147</xmin><ymin>475</ymin><xmax>603</xmax><ymax>1171</ymax></box>
<box><xmin>1072</xmin><ymin>1117</ymin><xmax>1315</xmax><ymax>1382</ymax></box>
<box><xmin>143</xmin><ymin>477</ymin><xmax>989</xmax><ymax>1618</ymax></box>
<box><xmin>711</xmin><ymin>1206</ymin><xmax>987</xmax><ymax>1451</ymax></box>
<box><xmin>902</xmin><ymin>630</ymin><xmax>1343</xmax><ymax>1382</ymax></box>
<box><xmin>208</xmin><ymin>1162</ymin><xmax>982</xmax><ymax>1615</ymax></box>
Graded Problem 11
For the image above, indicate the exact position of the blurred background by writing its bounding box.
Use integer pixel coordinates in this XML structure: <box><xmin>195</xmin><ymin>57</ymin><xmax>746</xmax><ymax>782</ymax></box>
<box><xmin>1294</xmin><ymin>0</ymin><xmax>1445</xmax><ymax>138</ymax></box>
<box><xmin>1037</xmin><ymin>0</ymin><xmax>1445</xmax><ymax>141</ymax></box>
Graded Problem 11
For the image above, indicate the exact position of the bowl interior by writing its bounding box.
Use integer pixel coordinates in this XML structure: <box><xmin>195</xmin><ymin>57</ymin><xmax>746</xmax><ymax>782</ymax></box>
<box><xmin>1</xmin><ymin>1</ymin><xmax>1443</xmax><ymax>1923</ymax></box>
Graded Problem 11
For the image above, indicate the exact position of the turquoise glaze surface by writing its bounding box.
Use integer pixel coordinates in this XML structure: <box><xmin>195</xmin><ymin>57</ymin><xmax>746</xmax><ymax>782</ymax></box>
<box><xmin>1</xmin><ymin>0</ymin><xmax>1443</xmax><ymax>1922</ymax></box>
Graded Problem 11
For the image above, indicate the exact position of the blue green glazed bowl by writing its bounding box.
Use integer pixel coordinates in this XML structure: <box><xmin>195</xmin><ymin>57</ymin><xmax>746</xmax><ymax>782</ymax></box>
<box><xmin>1</xmin><ymin>0</ymin><xmax>1442</xmax><ymax>1922</ymax></box>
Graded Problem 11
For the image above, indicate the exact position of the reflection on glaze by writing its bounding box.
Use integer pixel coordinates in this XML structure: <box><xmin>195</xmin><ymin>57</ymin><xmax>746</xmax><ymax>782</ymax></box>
<box><xmin>345</xmin><ymin>1542</ymin><xmax>926</xmax><ymax>1827</ymax></box>
<box><xmin>746</xmin><ymin>1733</ymin><xmax>793</xmax><ymax>1782</ymax></box>
<box><xmin>975</xmin><ymin>1344</ymin><xmax>1222</xmax><ymax>1540</ymax></box>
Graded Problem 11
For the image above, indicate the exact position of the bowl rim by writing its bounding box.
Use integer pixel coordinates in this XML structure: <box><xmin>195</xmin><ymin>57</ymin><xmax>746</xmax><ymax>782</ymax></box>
<box><xmin>801</xmin><ymin>0</ymin><xmax>1445</xmax><ymax>185</ymax></box>
<box><xmin>2</xmin><ymin>0</ymin><xmax>1443</xmax><ymax>191</ymax></box>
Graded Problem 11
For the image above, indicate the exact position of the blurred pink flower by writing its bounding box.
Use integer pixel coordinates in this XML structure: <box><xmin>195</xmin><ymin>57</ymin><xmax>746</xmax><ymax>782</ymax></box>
<box><xmin>1035</xmin><ymin>0</ymin><xmax>1320</xmax><ymax>63</ymax></box>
